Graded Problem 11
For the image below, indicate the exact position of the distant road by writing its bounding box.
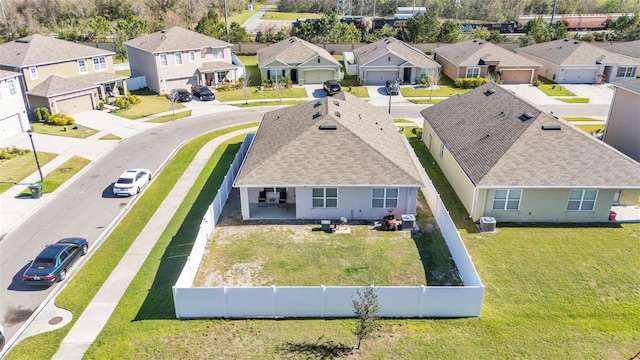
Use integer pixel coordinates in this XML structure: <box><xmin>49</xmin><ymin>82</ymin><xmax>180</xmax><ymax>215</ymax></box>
<box><xmin>242</xmin><ymin>0</ymin><xmax>293</xmax><ymax>34</ymax></box>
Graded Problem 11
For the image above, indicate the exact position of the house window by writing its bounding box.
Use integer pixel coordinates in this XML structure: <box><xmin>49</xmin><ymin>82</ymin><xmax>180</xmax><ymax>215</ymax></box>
<box><xmin>217</xmin><ymin>71</ymin><xmax>226</xmax><ymax>83</ymax></box>
<box><xmin>312</xmin><ymin>188</ymin><xmax>338</xmax><ymax>208</ymax></box>
<box><xmin>175</xmin><ymin>52</ymin><xmax>183</xmax><ymax>65</ymax></box>
<box><xmin>492</xmin><ymin>189</ymin><xmax>522</xmax><ymax>211</ymax></box>
<box><xmin>567</xmin><ymin>189</ymin><xmax>597</xmax><ymax>211</ymax></box>
<box><xmin>78</xmin><ymin>59</ymin><xmax>88</xmax><ymax>74</ymax></box>
<box><xmin>372</xmin><ymin>188</ymin><xmax>398</xmax><ymax>208</ymax></box>
<box><xmin>617</xmin><ymin>66</ymin><xmax>634</xmax><ymax>77</ymax></box>
<box><xmin>466</xmin><ymin>67</ymin><xmax>480</xmax><ymax>78</ymax></box>
<box><xmin>439</xmin><ymin>143</ymin><xmax>444</xmax><ymax>159</ymax></box>
<box><xmin>7</xmin><ymin>80</ymin><xmax>16</xmax><ymax>96</ymax></box>
<box><xmin>93</xmin><ymin>57</ymin><xmax>107</xmax><ymax>71</ymax></box>
<box><xmin>317</xmin><ymin>57</ymin><xmax>321</xmax><ymax>63</ymax></box>
<box><xmin>189</xmin><ymin>51</ymin><xmax>196</xmax><ymax>61</ymax></box>
<box><xmin>268</xmin><ymin>69</ymin><xmax>284</xmax><ymax>80</ymax></box>
<box><xmin>29</xmin><ymin>67</ymin><xmax>38</xmax><ymax>80</ymax></box>
<box><xmin>160</xmin><ymin>54</ymin><xmax>168</xmax><ymax>67</ymax></box>
<box><xmin>213</xmin><ymin>48</ymin><xmax>223</xmax><ymax>59</ymax></box>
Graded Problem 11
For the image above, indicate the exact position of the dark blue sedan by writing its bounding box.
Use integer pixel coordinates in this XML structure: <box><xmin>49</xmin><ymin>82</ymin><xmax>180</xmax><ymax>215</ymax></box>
<box><xmin>23</xmin><ymin>238</ymin><xmax>89</xmax><ymax>286</ymax></box>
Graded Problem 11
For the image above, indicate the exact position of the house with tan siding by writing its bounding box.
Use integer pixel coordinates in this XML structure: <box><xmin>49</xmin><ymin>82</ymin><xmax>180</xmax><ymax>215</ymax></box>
<box><xmin>432</xmin><ymin>39</ymin><xmax>542</xmax><ymax>84</ymax></box>
<box><xmin>420</xmin><ymin>83</ymin><xmax>640</xmax><ymax>223</ymax></box>
<box><xmin>604</xmin><ymin>78</ymin><xmax>640</xmax><ymax>164</ymax></box>
<box><xmin>234</xmin><ymin>92</ymin><xmax>425</xmax><ymax>220</ymax></box>
<box><xmin>0</xmin><ymin>34</ymin><xmax>126</xmax><ymax>115</ymax></box>
<box><xmin>125</xmin><ymin>27</ymin><xmax>239</xmax><ymax>94</ymax></box>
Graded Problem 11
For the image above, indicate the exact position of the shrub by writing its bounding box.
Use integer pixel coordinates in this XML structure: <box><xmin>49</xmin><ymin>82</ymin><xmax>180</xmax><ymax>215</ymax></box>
<box><xmin>0</xmin><ymin>146</ymin><xmax>30</xmax><ymax>160</ymax></box>
<box><xmin>127</xmin><ymin>94</ymin><xmax>140</xmax><ymax>104</ymax></box>
<box><xmin>34</xmin><ymin>107</ymin><xmax>51</xmax><ymax>122</ymax></box>
<box><xmin>454</xmin><ymin>77</ymin><xmax>489</xmax><ymax>89</ymax></box>
<box><xmin>99</xmin><ymin>102</ymin><xmax>105</xmax><ymax>110</ymax></box>
<box><xmin>533</xmin><ymin>80</ymin><xmax>543</xmax><ymax>87</ymax></box>
<box><xmin>114</xmin><ymin>97</ymin><xmax>130</xmax><ymax>109</ymax></box>
<box><xmin>48</xmin><ymin>113</ymin><xmax>75</xmax><ymax>126</ymax></box>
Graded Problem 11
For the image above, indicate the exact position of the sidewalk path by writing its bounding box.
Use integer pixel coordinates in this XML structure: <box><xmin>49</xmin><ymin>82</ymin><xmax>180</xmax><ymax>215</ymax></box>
<box><xmin>51</xmin><ymin>128</ymin><xmax>255</xmax><ymax>359</ymax></box>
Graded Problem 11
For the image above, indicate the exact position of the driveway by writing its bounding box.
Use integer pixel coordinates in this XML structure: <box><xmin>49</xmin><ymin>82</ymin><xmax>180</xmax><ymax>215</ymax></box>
<box><xmin>561</xmin><ymin>84</ymin><xmax>614</xmax><ymax>105</ymax></box>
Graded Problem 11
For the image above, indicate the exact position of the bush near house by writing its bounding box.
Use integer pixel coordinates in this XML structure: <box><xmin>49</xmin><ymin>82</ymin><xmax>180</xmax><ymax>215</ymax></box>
<box><xmin>48</xmin><ymin>113</ymin><xmax>75</xmax><ymax>126</ymax></box>
<box><xmin>454</xmin><ymin>77</ymin><xmax>489</xmax><ymax>89</ymax></box>
<box><xmin>34</xmin><ymin>107</ymin><xmax>51</xmax><ymax>122</ymax></box>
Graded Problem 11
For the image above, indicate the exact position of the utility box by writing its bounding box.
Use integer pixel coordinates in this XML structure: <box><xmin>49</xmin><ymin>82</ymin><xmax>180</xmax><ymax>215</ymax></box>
<box><xmin>321</xmin><ymin>220</ymin><xmax>331</xmax><ymax>232</ymax></box>
<box><xmin>479</xmin><ymin>217</ymin><xmax>496</xmax><ymax>232</ymax></box>
<box><xmin>401</xmin><ymin>214</ymin><xmax>415</xmax><ymax>231</ymax></box>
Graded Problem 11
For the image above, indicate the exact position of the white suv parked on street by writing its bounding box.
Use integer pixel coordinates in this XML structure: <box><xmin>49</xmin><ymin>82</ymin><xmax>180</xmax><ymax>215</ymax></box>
<box><xmin>113</xmin><ymin>169</ymin><xmax>152</xmax><ymax>196</ymax></box>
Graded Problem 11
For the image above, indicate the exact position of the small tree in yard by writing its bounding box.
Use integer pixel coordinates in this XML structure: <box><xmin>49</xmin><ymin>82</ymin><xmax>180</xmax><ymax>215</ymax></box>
<box><xmin>167</xmin><ymin>91</ymin><xmax>179</xmax><ymax>115</ymax></box>
<box><xmin>352</xmin><ymin>285</ymin><xmax>380</xmax><ymax>350</ymax></box>
<box><xmin>426</xmin><ymin>71</ymin><xmax>441</xmax><ymax>100</ymax></box>
<box><xmin>240</xmin><ymin>78</ymin><xmax>252</xmax><ymax>104</ymax></box>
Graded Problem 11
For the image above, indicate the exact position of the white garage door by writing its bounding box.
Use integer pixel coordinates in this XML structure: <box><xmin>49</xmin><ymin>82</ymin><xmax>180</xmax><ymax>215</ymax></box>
<box><xmin>57</xmin><ymin>94</ymin><xmax>94</xmax><ymax>114</ymax></box>
<box><xmin>500</xmin><ymin>69</ymin><xmax>533</xmax><ymax>84</ymax></box>
<box><xmin>303</xmin><ymin>70</ymin><xmax>334</xmax><ymax>84</ymax></box>
<box><xmin>563</xmin><ymin>69</ymin><xmax>597</xmax><ymax>84</ymax></box>
<box><xmin>365</xmin><ymin>71</ymin><xmax>399</xmax><ymax>85</ymax></box>
<box><xmin>0</xmin><ymin>114</ymin><xmax>23</xmax><ymax>140</ymax></box>
<box><xmin>165</xmin><ymin>77</ymin><xmax>197</xmax><ymax>92</ymax></box>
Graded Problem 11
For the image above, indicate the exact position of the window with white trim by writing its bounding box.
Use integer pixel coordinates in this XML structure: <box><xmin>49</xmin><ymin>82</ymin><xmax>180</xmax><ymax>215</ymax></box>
<box><xmin>567</xmin><ymin>189</ymin><xmax>597</xmax><ymax>211</ymax></box>
<box><xmin>160</xmin><ymin>54</ymin><xmax>168</xmax><ymax>67</ymax></box>
<box><xmin>439</xmin><ymin>143</ymin><xmax>444</xmax><ymax>159</ymax></box>
<box><xmin>617</xmin><ymin>66</ymin><xmax>634</xmax><ymax>77</ymax></box>
<box><xmin>372</xmin><ymin>188</ymin><xmax>398</xmax><ymax>208</ymax></box>
<box><xmin>492</xmin><ymin>189</ymin><xmax>522</xmax><ymax>211</ymax></box>
<box><xmin>8</xmin><ymin>80</ymin><xmax>17</xmax><ymax>96</ymax></box>
<box><xmin>175</xmin><ymin>52</ymin><xmax>183</xmax><ymax>65</ymax></box>
<box><xmin>466</xmin><ymin>67</ymin><xmax>480</xmax><ymax>78</ymax></box>
<box><xmin>78</xmin><ymin>59</ymin><xmax>88</xmax><ymax>74</ymax></box>
<box><xmin>189</xmin><ymin>51</ymin><xmax>196</xmax><ymax>61</ymax></box>
<box><xmin>29</xmin><ymin>67</ymin><xmax>38</xmax><ymax>80</ymax></box>
<box><xmin>268</xmin><ymin>68</ymin><xmax>284</xmax><ymax>79</ymax></box>
<box><xmin>93</xmin><ymin>57</ymin><xmax>107</xmax><ymax>71</ymax></box>
<box><xmin>312</xmin><ymin>188</ymin><xmax>337</xmax><ymax>208</ymax></box>
<box><xmin>213</xmin><ymin>48</ymin><xmax>223</xmax><ymax>59</ymax></box>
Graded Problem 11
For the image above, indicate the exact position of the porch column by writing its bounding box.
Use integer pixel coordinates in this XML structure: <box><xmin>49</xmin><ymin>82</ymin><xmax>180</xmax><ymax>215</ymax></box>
<box><xmin>240</xmin><ymin>187</ymin><xmax>250</xmax><ymax>220</ymax></box>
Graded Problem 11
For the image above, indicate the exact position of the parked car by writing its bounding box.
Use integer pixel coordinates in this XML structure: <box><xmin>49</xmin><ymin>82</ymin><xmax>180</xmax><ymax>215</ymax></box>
<box><xmin>323</xmin><ymin>80</ymin><xmax>342</xmax><ymax>95</ymax></box>
<box><xmin>386</xmin><ymin>80</ymin><xmax>399</xmax><ymax>95</ymax></box>
<box><xmin>191</xmin><ymin>85</ymin><xmax>215</xmax><ymax>101</ymax></box>
<box><xmin>23</xmin><ymin>238</ymin><xmax>89</xmax><ymax>286</ymax></box>
<box><xmin>113</xmin><ymin>169</ymin><xmax>152</xmax><ymax>196</ymax></box>
<box><xmin>168</xmin><ymin>88</ymin><xmax>192</xmax><ymax>102</ymax></box>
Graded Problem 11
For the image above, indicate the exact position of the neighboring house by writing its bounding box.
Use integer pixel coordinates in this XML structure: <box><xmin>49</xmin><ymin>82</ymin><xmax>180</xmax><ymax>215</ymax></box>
<box><xmin>516</xmin><ymin>38</ymin><xmax>640</xmax><ymax>84</ymax></box>
<box><xmin>420</xmin><ymin>82</ymin><xmax>640</xmax><ymax>223</ymax></box>
<box><xmin>234</xmin><ymin>92</ymin><xmax>425</xmax><ymax>221</ymax></box>
<box><xmin>432</xmin><ymin>39</ymin><xmax>542</xmax><ymax>84</ymax></box>
<box><xmin>125</xmin><ymin>27</ymin><xmax>240</xmax><ymax>94</ymax></box>
<box><xmin>604</xmin><ymin>78</ymin><xmax>640</xmax><ymax>163</ymax></box>
<box><xmin>257</xmin><ymin>36</ymin><xmax>342</xmax><ymax>84</ymax></box>
<box><xmin>0</xmin><ymin>70</ymin><xmax>29</xmax><ymax>141</ymax></box>
<box><xmin>348</xmin><ymin>37</ymin><xmax>440</xmax><ymax>85</ymax></box>
<box><xmin>0</xmin><ymin>34</ymin><xmax>127</xmax><ymax>115</ymax></box>
<box><xmin>601</xmin><ymin>39</ymin><xmax>640</xmax><ymax>61</ymax></box>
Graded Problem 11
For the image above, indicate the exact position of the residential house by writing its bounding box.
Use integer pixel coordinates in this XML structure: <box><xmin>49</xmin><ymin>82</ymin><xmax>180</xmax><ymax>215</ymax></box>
<box><xmin>0</xmin><ymin>34</ymin><xmax>127</xmax><ymax>115</ymax></box>
<box><xmin>234</xmin><ymin>92</ymin><xmax>425</xmax><ymax>220</ymax></box>
<box><xmin>347</xmin><ymin>37</ymin><xmax>440</xmax><ymax>85</ymax></box>
<box><xmin>125</xmin><ymin>27</ymin><xmax>240</xmax><ymax>94</ymax></box>
<box><xmin>432</xmin><ymin>39</ymin><xmax>542</xmax><ymax>84</ymax></box>
<box><xmin>257</xmin><ymin>36</ymin><xmax>342</xmax><ymax>84</ymax></box>
<box><xmin>420</xmin><ymin>82</ymin><xmax>640</xmax><ymax>223</ymax></box>
<box><xmin>0</xmin><ymin>70</ymin><xmax>29</xmax><ymax>140</ymax></box>
<box><xmin>516</xmin><ymin>38</ymin><xmax>640</xmax><ymax>84</ymax></box>
<box><xmin>601</xmin><ymin>39</ymin><xmax>640</xmax><ymax>61</ymax></box>
<box><xmin>604</xmin><ymin>78</ymin><xmax>640</xmax><ymax>163</ymax></box>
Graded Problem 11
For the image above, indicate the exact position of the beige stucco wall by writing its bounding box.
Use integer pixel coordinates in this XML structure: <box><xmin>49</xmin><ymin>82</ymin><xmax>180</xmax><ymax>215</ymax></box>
<box><xmin>21</xmin><ymin>56</ymin><xmax>115</xmax><ymax>91</ymax></box>
<box><xmin>603</xmin><ymin>87</ymin><xmax>640</xmax><ymax>163</ymax></box>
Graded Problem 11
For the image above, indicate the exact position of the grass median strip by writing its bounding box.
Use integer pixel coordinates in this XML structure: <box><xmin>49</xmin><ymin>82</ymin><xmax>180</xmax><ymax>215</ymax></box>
<box><xmin>557</xmin><ymin>97</ymin><xmax>589</xmax><ymax>103</ymax></box>
<box><xmin>15</xmin><ymin>156</ymin><xmax>90</xmax><ymax>197</ymax></box>
<box><xmin>0</xmin><ymin>151</ymin><xmax>56</xmax><ymax>195</ymax></box>
<box><xmin>145</xmin><ymin>110</ymin><xmax>192</xmax><ymax>123</ymax></box>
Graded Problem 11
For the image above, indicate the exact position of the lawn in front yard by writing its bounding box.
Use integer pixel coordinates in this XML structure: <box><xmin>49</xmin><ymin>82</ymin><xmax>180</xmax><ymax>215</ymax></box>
<box><xmin>536</xmin><ymin>84</ymin><xmax>577</xmax><ymax>96</ymax></box>
<box><xmin>113</xmin><ymin>89</ymin><xmax>185</xmax><ymax>120</ymax></box>
<box><xmin>29</xmin><ymin>122</ymin><xmax>98</xmax><ymax>138</ymax></box>
<box><xmin>214</xmin><ymin>87</ymin><xmax>307</xmax><ymax>102</ymax></box>
<box><xmin>400</xmin><ymin>76</ymin><xmax>472</xmax><ymax>97</ymax></box>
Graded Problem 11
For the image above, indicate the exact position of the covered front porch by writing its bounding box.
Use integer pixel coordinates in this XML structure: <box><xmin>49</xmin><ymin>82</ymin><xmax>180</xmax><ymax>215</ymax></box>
<box><xmin>240</xmin><ymin>187</ymin><xmax>298</xmax><ymax>220</ymax></box>
<box><xmin>198</xmin><ymin>61</ymin><xmax>240</xmax><ymax>87</ymax></box>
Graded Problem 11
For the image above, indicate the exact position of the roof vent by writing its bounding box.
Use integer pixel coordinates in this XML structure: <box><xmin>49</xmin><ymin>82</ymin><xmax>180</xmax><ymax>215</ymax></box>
<box><xmin>333</xmin><ymin>100</ymin><xmax>339</xmax><ymax>106</ymax></box>
<box><xmin>563</xmin><ymin>39</ymin><xmax>570</xmax><ymax>42</ymax></box>
<box><xmin>289</xmin><ymin>38</ymin><xmax>295</xmax><ymax>43</ymax></box>
<box><xmin>15</xmin><ymin>39</ymin><xmax>29</xmax><ymax>43</ymax></box>
<box><xmin>313</xmin><ymin>101</ymin><xmax>321</xmax><ymax>108</ymax></box>
<box><xmin>541</xmin><ymin>124</ymin><xmax>561</xmax><ymax>130</ymax></box>
<box><xmin>334</xmin><ymin>111</ymin><xmax>341</xmax><ymax>117</ymax></box>
<box><xmin>573</xmin><ymin>41</ymin><xmax>580</xmax><ymax>44</ymax></box>
<box><xmin>319</xmin><ymin>124</ymin><xmax>337</xmax><ymax>130</ymax></box>
<box><xmin>519</xmin><ymin>112</ymin><xmax>535</xmax><ymax>121</ymax></box>
<box><xmin>484</xmin><ymin>89</ymin><xmax>496</xmax><ymax>96</ymax></box>
<box><xmin>312</xmin><ymin>112</ymin><xmax>322</xmax><ymax>119</ymax></box>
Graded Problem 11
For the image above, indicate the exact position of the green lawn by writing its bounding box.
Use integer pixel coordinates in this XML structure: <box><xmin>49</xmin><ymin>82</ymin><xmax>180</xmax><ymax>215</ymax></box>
<box><xmin>536</xmin><ymin>84</ymin><xmax>577</xmax><ymax>96</ymax></box>
<box><xmin>115</xmin><ymin>69</ymin><xmax>131</xmax><ymax>77</ymax></box>
<box><xmin>99</xmin><ymin>133</ymin><xmax>122</xmax><ymax>140</ymax></box>
<box><xmin>227</xmin><ymin>4</ymin><xmax>264</xmax><ymax>25</ymax></box>
<box><xmin>237</xmin><ymin>55</ymin><xmax>261</xmax><ymax>85</ymax></box>
<box><xmin>113</xmin><ymin>90</ymin><xmax>185</xmax><ymax>119</ymax></box>
<box><xmin>558</xmin><ymin>97</ymin><xmax>590</xmax><ymax>103</ymax></box>
<box><xmin>29</xmin><ymin>122</ymin><xmax>98</xmax><ymax>138</ymax></box>
<box><xmin>401</xmin><ymin>86</ymin><xmax>470</xmax><ymax>97</ymax></box>
<box><xmin>406</xmin><ymin>99</ymin><xmax>444</xmax><ymax>104</ymax></box>
<box><xmin>215</xmin><ymin>87</ymin><xmax>307</xmax><ymax>102</ymax></box>
<box><xmin>563</xmin><ymin>117</ymin><xmax>602</xmax><ymax>122</ymax></box>
<box><xmin>145</xmin><ymin>110</ymin><xmax>192</xmax><ymax>123</ymax></box>
<box><xmin>0</xmin><ymin>151</ymin><xmax>56</xmax><ymax>195</ymax></box>
<box><xmin>261</xmin><ymin>11</ymin><xmax>321</xmax><ymax>20</ymax></box>
<box><xmin>233</xmin><ymin>100</ymin><xmax>308</xmax><ymax>107</ymax></box>
<box><xmin>15</xmin><ymin>156</ymin><xmax>90</xmax><ymax>197</ymax></box>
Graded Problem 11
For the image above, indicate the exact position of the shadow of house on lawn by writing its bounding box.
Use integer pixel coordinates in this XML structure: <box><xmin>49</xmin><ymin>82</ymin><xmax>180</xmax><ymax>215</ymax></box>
<box><xmin>134</xmin><ymin>143</ymin><xmax>241</xmax><ymax>321</ymax></box>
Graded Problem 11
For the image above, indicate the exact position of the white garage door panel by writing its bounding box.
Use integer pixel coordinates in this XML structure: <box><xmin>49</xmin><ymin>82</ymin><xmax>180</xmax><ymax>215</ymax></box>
<box><xmin>500</xmin><ymin>70</ymin><xmax>532</xmax><ymax>84</ymax></box>
<box><xmin>166</xmin><ymin>77</ymin><xmax>197</xmax><ymax>91</ymax></box>
<box><xmin>57</xmin><ymin>95</ymin><xmax>94</xmax><ymax>114</ymax></box>
<box><xmin>0</xmin><ymin>114</ymin><xmax>23</xmax><ymax>140</ymax></box>
<box><xmin>366</xmin><ymin>71</ymin><xmax>398</xmax><ymax>85</ymax></box>
<box><xmin>304</xmin><ymin>70</ymin><xmax>334</xmax><ymax>84</ymax></box>
<box><xmin>563</xmin><ymin>69</ymin><xmax>597</xmax><ymax>84</ymax></box>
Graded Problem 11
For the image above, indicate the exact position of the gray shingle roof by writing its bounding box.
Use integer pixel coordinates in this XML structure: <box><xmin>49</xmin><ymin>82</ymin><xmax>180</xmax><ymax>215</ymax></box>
<box><xmin>124</xmin><ymin>27</ymin><xmax>231</xmax><ymax>54</ymax></box>
<box><xmin>420</xmin><ymin>82</ymin><xmax>640</xmax><ymax>188</ymax></box>
<box><xmin>353</xmin><ymin>37</ymin><xmax>440</xmax><ymax>69</ymax></box>
<box><xmin>613</xmin><ymin>77</ymin><xmax>640</xmax><ymax>94</ymax></box>
<box><xmin>602</xmin><ymin>40</ymin><xmax>640</xmax><ymax>59</ymax></box>
<box><xmin>27</xmin><ymin>75</ymin><xmax>98</xmax><ymax>97</ymax></box>
<box><xmin>235</xmin><ymin>93</ymin><xmax>424</xmax><ymax>187</ymax></box>
<box><xmin>516</xmin><ymin>39</ymin><xmax>640</xmax><ymax>66</ymax></box>
<box><xmin>0</xmin><ymin>69</ymin><xmax>21</xmax><ymax>81</ymax></box>
<box><xmin>432</xmin><ymin>39</ymin><xmax>542</xmax><ymax>67</ymax></box>
<box><xmin>257</xmin><ymin>37</ymin><xmax>340</xmax><ymax>68</ymax></box>
<box><xmin>0</xmin><ymin>34</ymin><xmax>114</xmax><ymax>68</ymax></box>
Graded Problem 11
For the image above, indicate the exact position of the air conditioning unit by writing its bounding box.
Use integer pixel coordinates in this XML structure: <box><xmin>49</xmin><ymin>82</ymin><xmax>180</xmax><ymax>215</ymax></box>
<box><xmin>479</xmin><ymin>217</ymin><xmax>496</xmax><ymax>232</ymax></box>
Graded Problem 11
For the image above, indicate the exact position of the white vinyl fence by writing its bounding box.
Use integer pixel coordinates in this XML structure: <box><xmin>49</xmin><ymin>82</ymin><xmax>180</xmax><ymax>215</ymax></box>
<box><xmin>126</xmin><ymin>76</ymin><xmax>147</xmax><ymax>91</ymax></box>
<box><xmin>173</xmin><ymin>134</ymin><xmax>484</xmax><ymax>319</ymax></box>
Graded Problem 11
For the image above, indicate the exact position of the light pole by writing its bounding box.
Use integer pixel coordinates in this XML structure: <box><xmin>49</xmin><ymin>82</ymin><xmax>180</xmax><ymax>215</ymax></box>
<box><xmin>26</xmin><ymin>129</ymin><xmax>44</xmax><ymax>182</ymax></box>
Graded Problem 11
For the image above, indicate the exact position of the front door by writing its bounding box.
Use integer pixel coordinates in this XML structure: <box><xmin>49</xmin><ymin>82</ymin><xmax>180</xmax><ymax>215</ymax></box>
<box><xmin>403</xmin><ymin>68</ymin><xmax>411</xmax><ymax>83</ymax></box>
<box><xmin>291</xmin><ymin>69</ymin><xmax>298</xmax><ymax>83</ymax></box>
